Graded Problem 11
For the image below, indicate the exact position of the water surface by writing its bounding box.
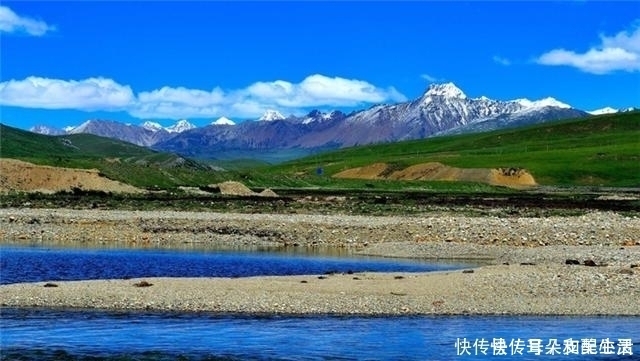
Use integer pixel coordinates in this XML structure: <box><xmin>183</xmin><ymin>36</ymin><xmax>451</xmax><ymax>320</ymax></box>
<box><xmin>3</xmin><ymin>245</ymin><xmax>636</xmax><ymax>360</ymax></box>
<box><xmin>1</xmin><ymin>308</ymin><xmax>637</xmax><ymax>360</ymax></box>
<box><xmin>0</xmin><ymin>245</ymin><xmax>477</xmax><ymax>284</ymax></box>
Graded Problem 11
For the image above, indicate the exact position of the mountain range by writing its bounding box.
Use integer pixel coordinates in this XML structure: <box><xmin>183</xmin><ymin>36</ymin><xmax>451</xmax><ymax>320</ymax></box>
<box><xmin>28</xmin><ymin>82</ymin><xmax>634</xmax><ymax>162</ymax></box>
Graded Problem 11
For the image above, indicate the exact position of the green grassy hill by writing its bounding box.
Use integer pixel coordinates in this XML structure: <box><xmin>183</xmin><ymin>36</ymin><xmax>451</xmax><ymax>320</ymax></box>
<box><xmin>0</xmin><ymin>124</ymin><xmax>228</xmax><ymax>189</ymax></box>
<box><xmin>254</xmin><ymin>111</ymin><xmax>640</xmax><ymax>188</ymax></box>
<box><xmin>2</xmin><ymin>112</ymin><xmax>638</xmax><ymax>191</ymax></box>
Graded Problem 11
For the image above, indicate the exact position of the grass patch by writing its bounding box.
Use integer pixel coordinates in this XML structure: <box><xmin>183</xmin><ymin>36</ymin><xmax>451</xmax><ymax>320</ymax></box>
<box><xmin>261</xmin><ymin>112</ymin><xmax>640</xmax><ymax>188</ymax></box>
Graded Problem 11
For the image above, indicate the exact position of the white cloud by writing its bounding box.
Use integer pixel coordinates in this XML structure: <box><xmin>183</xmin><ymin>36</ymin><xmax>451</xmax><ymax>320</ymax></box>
<box><xmin>420</xmin><ymin>74</ymin><xmax>439</xmax><ymax>82</ymax></box>
<box><xmin>0</xmin><ymin>76</ymin><xmax>135</xmax><ymax>110</ymax></box>
<box><xmin>536</xmin><ymin>21</ymin><xmax>640</xmax><ymax>74</ymax></box>
<box><xmin>492</xmin><ymin>56</ymin><xmax>511</xmax><ymax>66</ymax></box>
<box><xmin>0</xmin><ymin>5</ymin><xmax>55</xmax><ymax>36</ymax></box>
<box><xmin>0</xmin><ymin>74</ymin><xmax>407</xmax><ymax>120</ymax></box>
<box><xmin>131</xmin><ymin>86</ymin><xmax>227</xmax><ymax>118</ymax></box>
<box><xmin>244</xmin><ymin>74</ymin><xmax>406</xmax><ymax>108</ymax></box>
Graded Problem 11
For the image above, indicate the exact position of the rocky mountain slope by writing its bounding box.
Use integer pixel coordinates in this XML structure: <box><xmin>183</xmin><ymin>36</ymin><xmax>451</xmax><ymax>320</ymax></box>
<box><xmin>35</xmin><ymin>119</ymin><xmax>199</xmax><ymax>147</ymax></box>
<box><xmin>30</xmin><ymin>83</ymin><xmax>592</xmax><ymax>161</ymax></box>
<box><xmin>153</xmin><ymin>83</ymin><xmax>588</xmax><ymax>159</ymax></box>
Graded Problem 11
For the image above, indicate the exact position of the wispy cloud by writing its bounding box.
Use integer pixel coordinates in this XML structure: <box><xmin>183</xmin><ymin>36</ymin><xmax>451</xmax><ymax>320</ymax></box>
<box><xmin>536</xmin><ymin>20</ymin><xmax>640</xmax><ymax>74</ymax></box>
<box><xmin>492</xmin><ymin>56</ymin><xmax>511</xmax><ymax>66</ymax></box>
<box><xmin>0</xmin><ymin>5</ymin><xmax>56</xmax><ymax>36</ymax></box>
<box><xmin>0</xmin><ymin>74</ymin><xmax>407</xmax><ymax>120</ymax></box>
<box><xmin>420</xmin><ymin>73</ymin><xmax>442</xmax><ymax>82</ymax></box>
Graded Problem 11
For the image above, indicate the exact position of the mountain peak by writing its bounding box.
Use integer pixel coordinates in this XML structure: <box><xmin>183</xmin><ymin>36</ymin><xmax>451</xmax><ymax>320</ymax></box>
<box><xmin>141</xmin><ymin>121</ymin><xmax>163</xmax><ymax>132</ymax></box>
<box><xmin>258</xmin><ymin>110</ymin><xmax>286</xmax><ymax>121</ymax></box>
<box><xmin>513</xmin><ymin>97</ymin><xmax>571</xmax><ymax>110</ymax></box>
<box><xmin>67</xmin><ymin>120</ymin><xmax>93</xmax><ymax>134</ymax></box>
<box><xmin>29</xmin><ymin>125</ymin><xmax>65</xmax><ymax>135</ymax></box>
<box><xmin>212</xmin><ymin>116</ymin><xmax>235</xmax><ymax>125</ymax></box>
<box><xmin>424</xmin><ymin>82</ymin><xmax>467</xmax><ymax>99</ymax></box>
<box><xmin>587</xmin><ymin>107</ymin><xmax>618</xmax><ymax>115</ymax></box>
<box><xmin>166</xmin><ymin>119</ymin><xmax>196</xmax><ymax>133</ymax></box>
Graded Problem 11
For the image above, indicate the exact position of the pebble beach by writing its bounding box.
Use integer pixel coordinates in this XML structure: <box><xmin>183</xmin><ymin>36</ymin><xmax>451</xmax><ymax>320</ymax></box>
<box><xmin>1</xmin><ymin>207</ymin><xmax>639</xmax><ymax>315</ymax></box>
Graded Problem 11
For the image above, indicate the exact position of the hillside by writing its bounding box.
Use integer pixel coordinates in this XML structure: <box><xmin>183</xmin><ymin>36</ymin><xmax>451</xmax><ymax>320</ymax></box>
<box><xmin>257</xmin><ymin>112</ymin><xmax>640</xmax><ymax>188</ymax></box>
<box><xmin>0</xmin><ymin>159</ymin><xmax>143</xmax><ymax>194</ymax></box>
<box><xmin>0</xmin><ymin>124</ymin><xmax>226</xmax><ymax>189</ymax></box>
<box><xmin>2</xmin><ymin>112</ymin><xmax>638</xmax><ymax>191</ymax></box>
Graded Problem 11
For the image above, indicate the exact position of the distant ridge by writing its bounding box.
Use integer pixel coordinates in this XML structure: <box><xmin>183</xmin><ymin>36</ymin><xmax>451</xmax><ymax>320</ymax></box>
<box><xmin>28</xmin><ymin>82</ymin><xmax>623</xmax><ymax>162</ymax></box>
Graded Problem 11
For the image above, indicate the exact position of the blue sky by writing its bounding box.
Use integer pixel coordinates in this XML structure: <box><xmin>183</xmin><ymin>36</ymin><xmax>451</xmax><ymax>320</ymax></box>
<box><xmin>1</xmin><ymin>1</ymin><xmax>639</xmax><ymax>130</ymax></box>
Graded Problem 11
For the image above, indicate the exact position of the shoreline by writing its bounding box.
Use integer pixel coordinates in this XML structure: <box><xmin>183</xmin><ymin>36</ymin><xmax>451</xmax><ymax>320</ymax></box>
<box><xmin>2</xmin><ymin>264</ymin><xmax>638</xmax><ymax>316</ymax></box>
<box><xmin>1</xmin><ymin>207</ymin><xmax>639</xmax><ymax>316</ymax></box>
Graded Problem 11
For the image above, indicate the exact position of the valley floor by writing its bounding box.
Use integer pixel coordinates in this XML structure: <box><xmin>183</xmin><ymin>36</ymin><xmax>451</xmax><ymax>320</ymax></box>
<box><xmin>1</xmin><ymin>207</ymin><xmax>639</xmax><ymax>315</ymax></box>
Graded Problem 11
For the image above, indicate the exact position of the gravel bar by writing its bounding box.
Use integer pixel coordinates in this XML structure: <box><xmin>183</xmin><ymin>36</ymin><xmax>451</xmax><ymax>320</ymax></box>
<box><xmin>1</xmin><ymin>208</ymin><xmax>639</xmax><ymax>315</ymax></box>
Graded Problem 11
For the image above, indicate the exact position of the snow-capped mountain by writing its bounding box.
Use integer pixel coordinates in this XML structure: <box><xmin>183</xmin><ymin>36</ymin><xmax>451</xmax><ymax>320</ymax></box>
<box><xmin>28</xmin><ymin>119</ymin><xmax>199</xmax><ymax>147</ymax></box>
<box><xmin>141</xmin><ymin>121</ymin><xmax>164</xmax><ymax>132</ymax></box>
<box><xmin>154</xmin><ymin>83</ymin><xmax>587</xmax><ymax>160</ymax></box>
<box><xmin>62</xmin><ymin>119</ymin><xmax>172</xmax><ymax>146</ymax></box>
<box><xmin>293</xmin><ymin>82</ymin><xmax>585</xmax><ymax>147</ymax></box>
<box><xmin>29</xmin><ymin>125</ymin><xmax>65</xmax><ymax>135</ymax></box>
<box><xmin>513</xmin><ymin>97</ymin><xmax>571</xmax><ymax>109</ymax></box>
<box><xmin>166</xmin><ymin>119</ymin><xmax>196</xmax><ymax>133</ymax></box>
<box><xmin>28</xmin><ymin>82</ymin><xmax>599</xmax><ymax>162</ymax></box>
<box><xmin>587</xmin><ymin>107</ymin><xmax>636</xmax><ymax>115</ymax></box>
<box><xmin>152</xmin><ymin>109</ymin><xmax>347</xmax><ymax>162</ymax></box>
<box><xmin>424</xmin><ymin>82</ymin><xmax>468</xmax><ymax>99</ymax></box>
<box><xmin>139</xmin><ymin>119</ymin><xmax>196</xmax><ymax>133</ymax></box>
<box><xmin>301</xmin><ymin>110</ymin><xmax>343</xmax><ymax>124</ymax></box>
<box><xmin>212</xmin><ymin>117</ymin><xmax>235</xmax><ymax>126</ymax></box>
<box><xmin>258</xmin><ymin>110</ymin><xmax>286</xmax><ymax>121</ymax></box>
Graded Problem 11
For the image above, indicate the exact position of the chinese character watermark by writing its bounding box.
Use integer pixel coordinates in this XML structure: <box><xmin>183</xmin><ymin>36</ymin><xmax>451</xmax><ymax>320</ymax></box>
<box><xmin>455</xmin><ymin>337</ymin><xmax>633</xmax><ymax>356</ymax></box>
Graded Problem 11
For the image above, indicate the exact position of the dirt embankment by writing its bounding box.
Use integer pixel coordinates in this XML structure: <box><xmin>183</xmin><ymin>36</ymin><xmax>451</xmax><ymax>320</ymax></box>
<box><xmin>208</xmin><ymin>181</ymin><xmax>279</xmax><ymax>197</ymax></box>
<box><xmin>0</xmin><ymin>158</ymin><xmax>144</xmax><ymax>194</ymax></box>
<box><xmin>333</xmin><ymin>162</ymin><xmax>537</xmax><ymax>188</ymax></box>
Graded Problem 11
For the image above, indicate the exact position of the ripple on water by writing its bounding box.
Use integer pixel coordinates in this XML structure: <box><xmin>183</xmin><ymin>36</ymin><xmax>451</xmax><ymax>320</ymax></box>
<box><xmin>1</xmin><ymin>309</ymin><xmax>639</xmax><ymax>360</ymax></box>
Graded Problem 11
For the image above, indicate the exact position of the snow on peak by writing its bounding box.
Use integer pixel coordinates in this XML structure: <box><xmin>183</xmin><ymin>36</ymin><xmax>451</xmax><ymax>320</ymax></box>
<box><xmin>513</xmin><ymin>97</ymin><xmax>571</xmax><ymax>110</ymax></box>
<box><xmin>258</xmin><ymin>110</ymin><xmax>286</xmax><ymax>121</ymax></box>
<box><xmin>587</xmin><ymin>107</ymin><xmax>618</xmax><ymax>115</ymax></box>
<box><xmin>212</xmin><ymin>116</ymin><xmax>235</xmax><ymax>125</ymax></box>
<box><xmin>67</xmin><ymin>120</ymin><xmax>93</xmax><ymax>133</ymax></box>
<box><xmin>63</xmin><ymin>126</ymin><xmax>76</xmax><ymax>132</ymax></box>
<box><xmin>166</xmin><ymin>119</ymin><xmax>196</xmax><ymax>133</ymax></box>
<box><xmin>141</xmin><ymin>121</ymin><xmax>164</xmax><ymax>132</ymax></box>
<box><xmin>424</xmin><ymin>82</ymin><xmax>467</xmax><ymax>99</ymax></box>
<box><xmin>533</xmin><ymin>97</ymin><xmax>571</xmax><ymax>109</ymax></box>
<box><xmin>29</xmin><ymin>125</ymin><xmax>64</xmax><ymax>135</ymax></box>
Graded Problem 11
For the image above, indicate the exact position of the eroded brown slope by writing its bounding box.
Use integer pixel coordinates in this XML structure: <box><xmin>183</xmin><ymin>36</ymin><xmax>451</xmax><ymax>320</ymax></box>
<box><xmin>0</xmin><ymin>158</ymin><xmax>144</xmax><ymax>194</ymax></box>
<box><xmin>333</xmin><ymin>162</ymin><xmax>536</xmax><ymax>188</ymax></box>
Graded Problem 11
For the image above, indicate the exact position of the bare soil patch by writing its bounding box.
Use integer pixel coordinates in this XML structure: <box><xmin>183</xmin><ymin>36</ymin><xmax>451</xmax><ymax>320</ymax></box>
<box><xmin>333</xmin><ymin>162</ymin><xmax>537</xmax><ymax>188</ymax></box>
<box><xmin>0</xmin><ymin>158</ymin><xmax>143</xmax><ymax>194</ymax></box>
<box><xmin>209</xmin><ymin>181</ymin><xmax>278</xmax><ymax>197</ymax></box>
